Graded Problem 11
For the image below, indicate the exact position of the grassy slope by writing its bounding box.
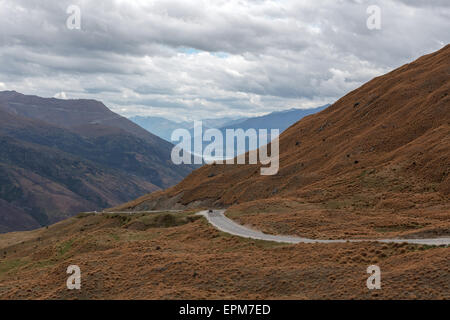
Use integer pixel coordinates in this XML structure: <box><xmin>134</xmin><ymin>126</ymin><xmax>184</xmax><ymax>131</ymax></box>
<box><xmin>115</xmin><ymin>45</ymin><xmax>450</xmax><ymax>239</ymax></box>
<box><xmin>0</xmin><ymin>211</ymin><xmax>448</xmax><ymax>299</ymax></box>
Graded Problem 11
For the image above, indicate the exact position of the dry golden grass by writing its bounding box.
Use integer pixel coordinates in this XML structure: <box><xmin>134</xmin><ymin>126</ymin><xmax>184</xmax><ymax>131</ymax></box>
<box><xmin>0</xmin><ymin>212</ymin><xmax>448</xmax><ymax>299</ymax></box>
<box><xmin>116</xmin><ymin>45</ymin><xmax>450</xmax><ymax>222</ymax></box>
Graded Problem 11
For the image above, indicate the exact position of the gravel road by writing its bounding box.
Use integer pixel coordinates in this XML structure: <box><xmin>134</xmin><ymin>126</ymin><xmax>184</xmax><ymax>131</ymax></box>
<box><xmin>198</xmin><ymin>210</ymin><xmax>450</xmax><ymax>246</ymax></box>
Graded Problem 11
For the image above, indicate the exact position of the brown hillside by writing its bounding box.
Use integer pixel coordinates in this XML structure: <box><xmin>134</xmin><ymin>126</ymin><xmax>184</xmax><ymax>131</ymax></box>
<box><xmin>116</xmin><ymin>45</ymin><xmax>450</xmax><ymax>238</ymax></box>
<box><xmin>0</xmin><ymin>92</ymin><xmax>194</xmax><ymax>233</ymax></box>
<box><xmin>0</xmin><ymin>211</ymin><xmax>448</xmax><ymax>299</ymax></box>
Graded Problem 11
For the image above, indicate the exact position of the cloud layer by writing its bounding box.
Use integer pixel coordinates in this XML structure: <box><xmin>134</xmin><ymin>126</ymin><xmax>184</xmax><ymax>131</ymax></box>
<box><xmin>0</xmin><ymin>0</ymin><xmax>449</xmax><ymax>121</ymax></box>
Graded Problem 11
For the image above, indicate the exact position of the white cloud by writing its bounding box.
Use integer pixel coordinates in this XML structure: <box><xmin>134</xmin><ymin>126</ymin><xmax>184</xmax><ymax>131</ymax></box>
<box><xmin>0</xmin><ymin>0</ymin><xmax>448</xmax><ymax>121</ymax></box>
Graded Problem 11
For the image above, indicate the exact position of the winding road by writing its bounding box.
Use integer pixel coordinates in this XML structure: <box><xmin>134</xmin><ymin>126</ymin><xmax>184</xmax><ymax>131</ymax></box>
<box><xmin>197</xmin><ymin>210</ymin><xmax>450</xmax><ymax>246</ymax></box>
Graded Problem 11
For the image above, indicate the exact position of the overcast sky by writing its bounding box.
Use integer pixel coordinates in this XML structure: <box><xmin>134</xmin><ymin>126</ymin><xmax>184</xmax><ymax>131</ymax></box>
<box><xmin>0</xmin><ymin>0</ymin><xmax>448</xmax><ymax>121</ymax></box>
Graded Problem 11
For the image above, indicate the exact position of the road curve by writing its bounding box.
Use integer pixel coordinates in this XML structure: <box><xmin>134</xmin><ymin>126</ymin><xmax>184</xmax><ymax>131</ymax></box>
<box><xmin>197</xmin><ymin>210</ymin><xmax>450</xmax><ymax>246</ymax></box>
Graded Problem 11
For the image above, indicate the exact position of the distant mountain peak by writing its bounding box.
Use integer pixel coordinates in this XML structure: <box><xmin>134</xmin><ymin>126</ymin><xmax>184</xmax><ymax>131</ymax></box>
<box><xmin>0</xmin><ymin>91</ymin><xmax>194</xmax><ymax>233</ymax></box>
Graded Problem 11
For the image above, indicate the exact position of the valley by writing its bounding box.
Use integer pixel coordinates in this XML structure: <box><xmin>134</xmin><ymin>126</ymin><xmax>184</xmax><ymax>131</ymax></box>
<box><xmin>0</xmin><ymin>41</ymin><xmax>448</xmax><ymax>301</ymax></box>
<box><xmin>0</xmin><ymin>92</ymin><xmax>194</xmax><ymax>232</ymax></box>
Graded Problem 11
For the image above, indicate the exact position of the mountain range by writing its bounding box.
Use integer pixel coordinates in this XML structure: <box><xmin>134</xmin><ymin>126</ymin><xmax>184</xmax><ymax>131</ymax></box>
<box><xmin>0</xmin><ymin>92</ymin><xmax>328</xmax><ymax>233</ymax></box>
<box><xmin>117</xmin><ymin>45</ymin><xmax>450</xmax><ymax>241</ymax></box>
<box><xmin>0</xmin><ymin>91</ymin><xmax>194</xmax><ymax>232</ymax></box>
<box><xmin>0</xmin><ymin>45</ymin><xmax>448</xmax><ymax>300</ymax></box>
<box><xmin>131</xmin><ymin>107</ymin><xmax>328</xmax><ymax>143</ymax></box>
<box><xmin>131</xmin><ymin>106</ymin><xmax>328</xmax><ymax>158</ymax></box>
<box><xmin>130</xmin><ymin>116</ymin><xmax>240</xmax><ymax>142</ymax></box>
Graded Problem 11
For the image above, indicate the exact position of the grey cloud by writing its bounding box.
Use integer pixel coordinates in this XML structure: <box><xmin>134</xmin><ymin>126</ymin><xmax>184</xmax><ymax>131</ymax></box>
<box><xmin>0</xmin><ymin>0</ymin><xmax>448</xmax><ymax>121</ymax></box>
